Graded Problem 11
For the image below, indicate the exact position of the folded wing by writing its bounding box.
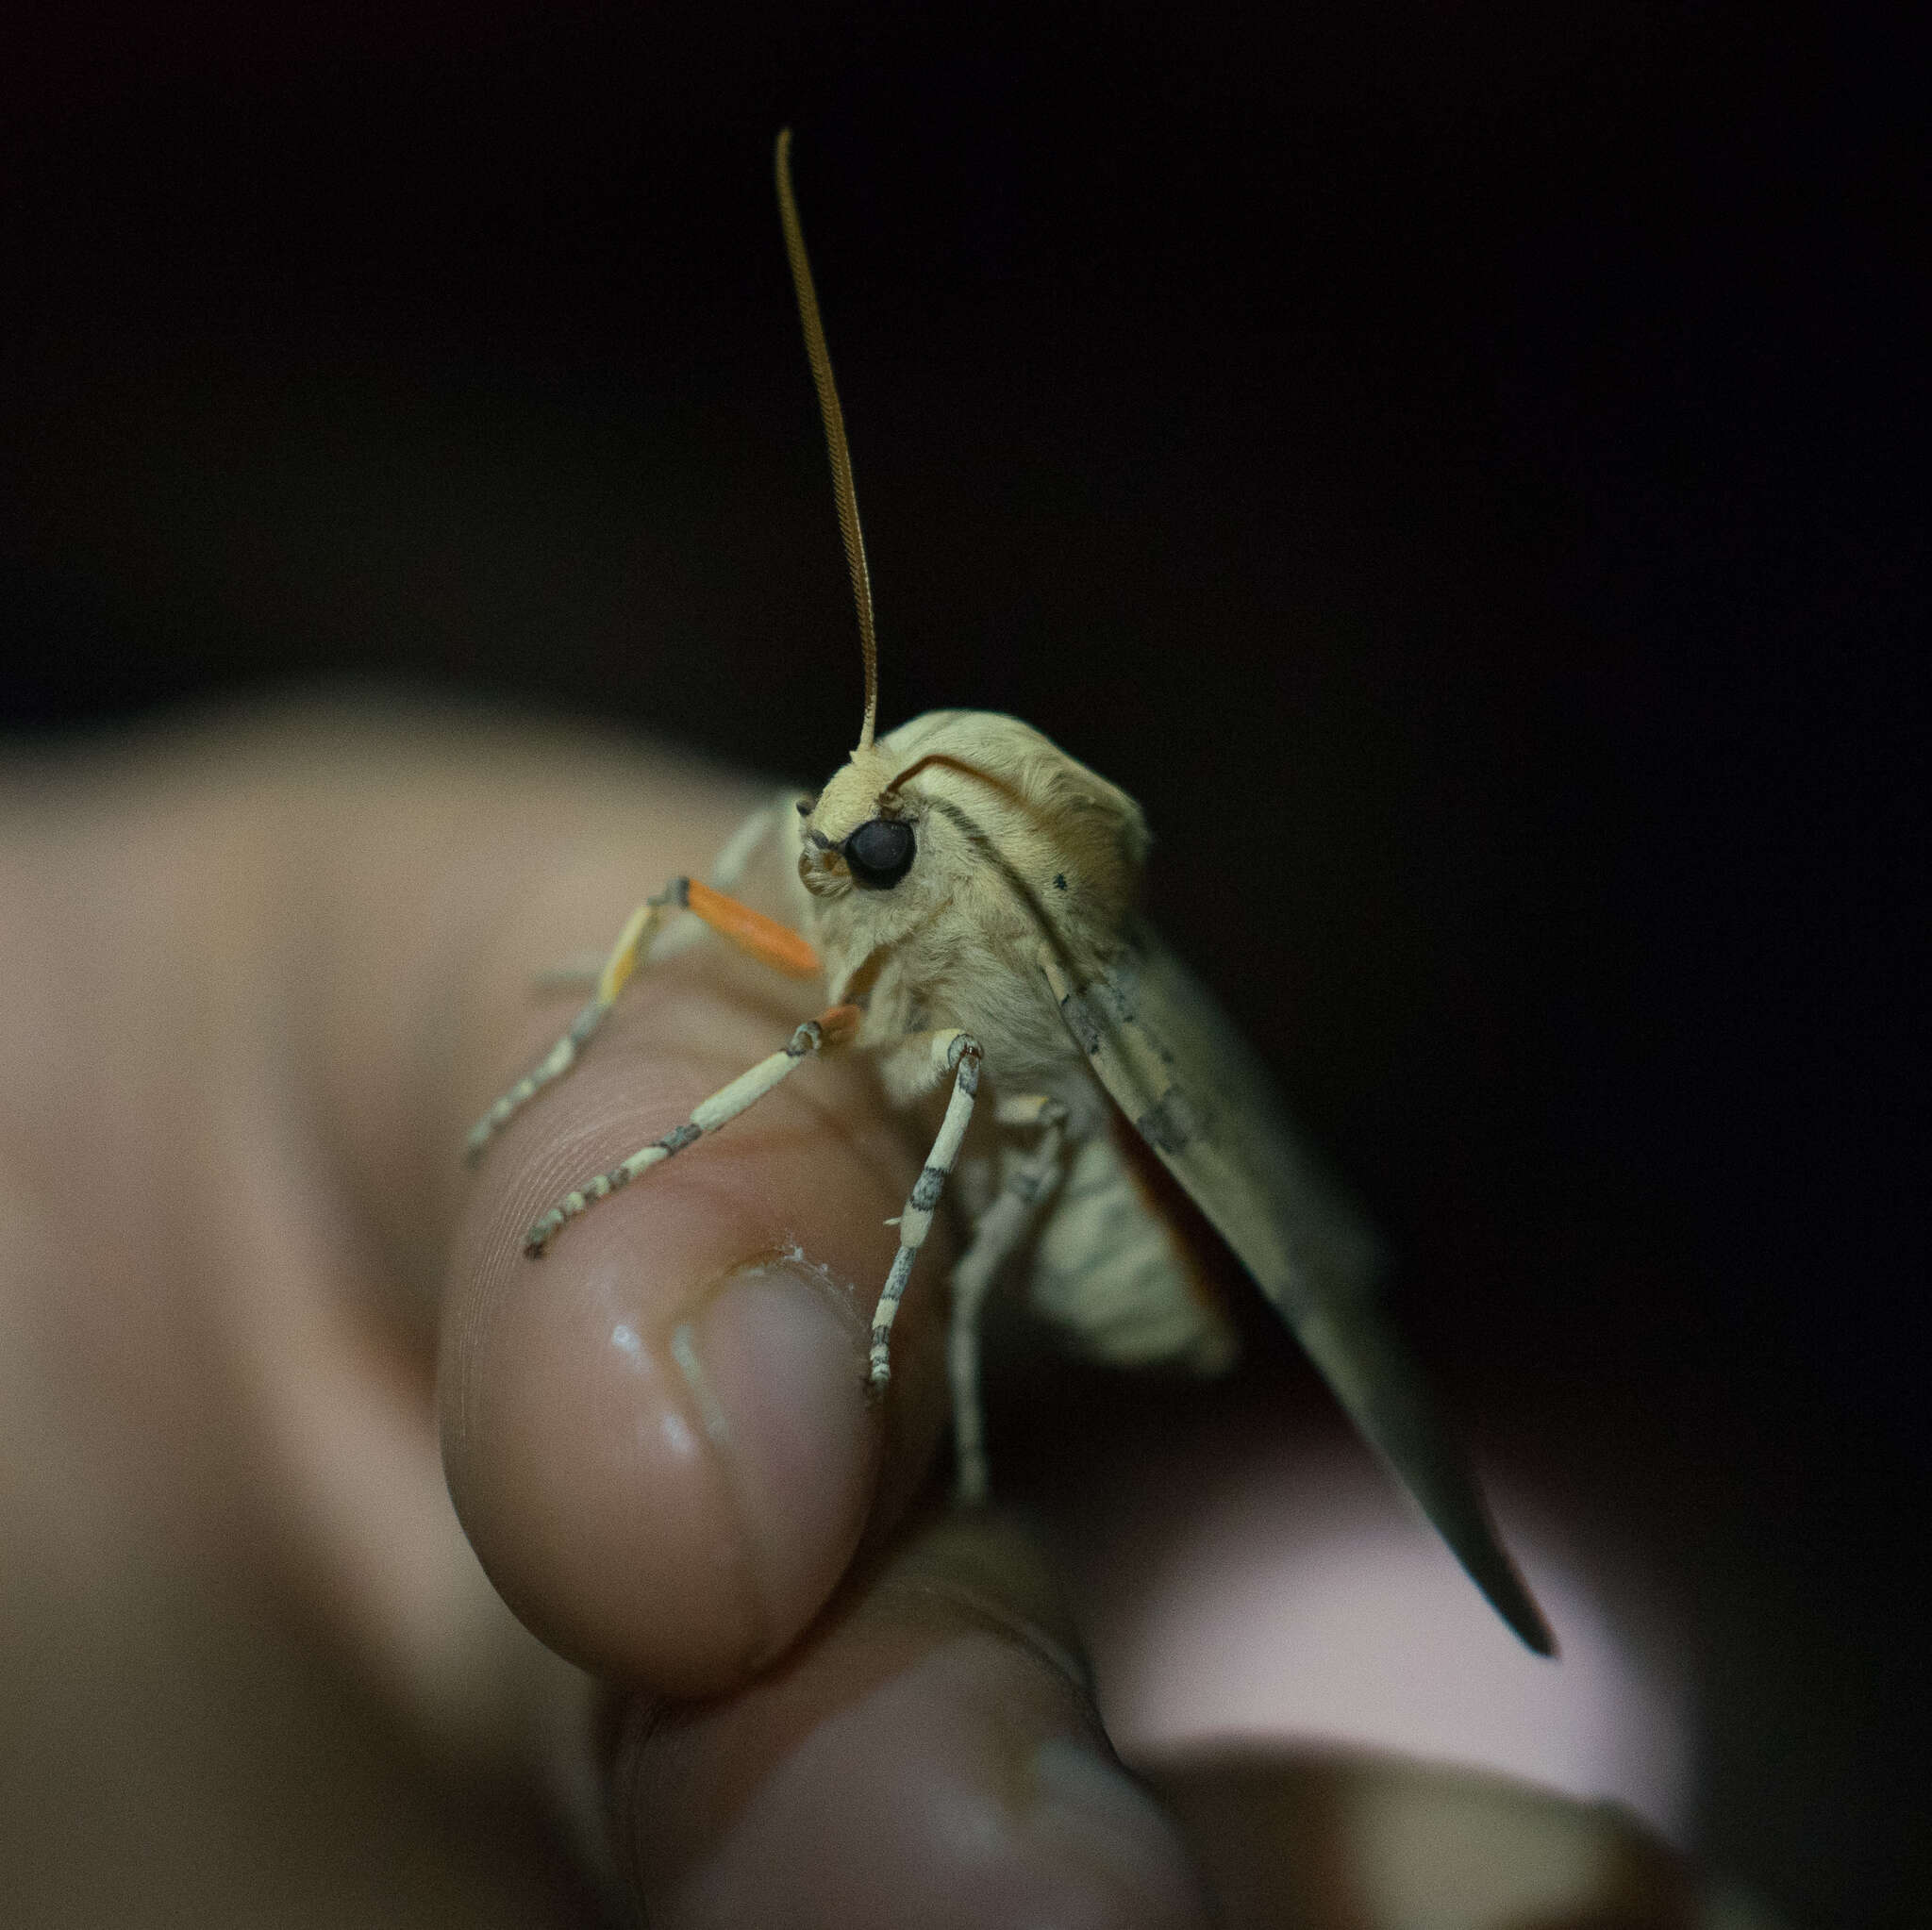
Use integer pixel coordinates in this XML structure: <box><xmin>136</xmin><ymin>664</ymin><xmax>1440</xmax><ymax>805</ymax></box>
<box><xmin>1041</xmin><ymin>923</ymin><xmax>1555</xmax><ymax>1655</ymax></box>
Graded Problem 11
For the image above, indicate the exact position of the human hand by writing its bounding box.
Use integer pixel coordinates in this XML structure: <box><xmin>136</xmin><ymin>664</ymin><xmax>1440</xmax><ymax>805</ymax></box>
<box><xmin>0</xmin><ymin>700</ymin><xmax>1739</xmax><ymax>1927</ymax></box>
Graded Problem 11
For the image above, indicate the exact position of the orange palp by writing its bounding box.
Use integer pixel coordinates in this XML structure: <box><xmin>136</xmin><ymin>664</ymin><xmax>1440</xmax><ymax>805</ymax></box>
<box><xmin>683</xmin><ymin>877</ymin><xmax>822</xmax><ymax>980</ymax></box>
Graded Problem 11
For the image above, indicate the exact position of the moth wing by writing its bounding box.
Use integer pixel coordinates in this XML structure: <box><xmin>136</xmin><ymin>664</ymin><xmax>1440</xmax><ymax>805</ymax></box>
<box><xmin>1041</xmin><ymin>923</ymin><xmax>1555</xmax><ymax>1655</ymax></box>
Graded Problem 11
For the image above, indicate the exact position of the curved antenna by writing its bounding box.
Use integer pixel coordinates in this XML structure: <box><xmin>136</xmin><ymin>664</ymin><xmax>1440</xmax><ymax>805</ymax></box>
<box><xmin>774</xmin><ymin>127</ymin><xmax>879</xmax><ymax>750</ymax></box>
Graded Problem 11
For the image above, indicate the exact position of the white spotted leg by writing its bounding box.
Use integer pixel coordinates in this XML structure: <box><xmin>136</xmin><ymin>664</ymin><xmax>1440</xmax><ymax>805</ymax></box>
<box><xmin>949</xmin><ymin>1095</ymin><xmax>1068</xmax><ymax>1505</ymax></box>
<box><xmin>466</xmin><ymin>894</ymin><xmax>667</xmax><ymax>1164</ymax></box>
<box><xmin>466</xmin><ymin>857</ymin><xmax>819</xmax><ymax>1167</ymax></box>
<box><xmin>867</xmin><ymin>1031</ymin><xmax>984</xmax><ymax>1393</ymax></box>
<box><xmin>523</xmin><ymin>1004</ymin><xmax>861</xmax><ymax>1256</ymax></box>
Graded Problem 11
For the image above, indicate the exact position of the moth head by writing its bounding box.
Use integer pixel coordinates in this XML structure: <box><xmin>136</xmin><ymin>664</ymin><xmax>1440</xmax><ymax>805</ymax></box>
<box><xmin>798</xmin><ymin>710</ymin><xmax>1149</xmax><ymax>935</ymax></box>
<box><xmin>796</xmin><ymin>740</ymin><xmax>923</xmax><ymax>897</ymax></box>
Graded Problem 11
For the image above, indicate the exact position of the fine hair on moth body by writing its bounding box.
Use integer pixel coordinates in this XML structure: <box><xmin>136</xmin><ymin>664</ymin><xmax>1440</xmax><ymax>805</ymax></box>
<box><xmin>465</xmin><ymin>130</ymin><xmax>1558</xmax><ymax>1656</ymax></box>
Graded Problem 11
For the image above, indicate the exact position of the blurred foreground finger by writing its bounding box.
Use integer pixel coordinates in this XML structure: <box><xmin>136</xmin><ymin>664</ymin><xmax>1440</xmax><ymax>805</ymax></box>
<box><xmin>611</xmin><ymin>1511</ymin><xmax>1212</xmax><ymax>1930</ymax></box>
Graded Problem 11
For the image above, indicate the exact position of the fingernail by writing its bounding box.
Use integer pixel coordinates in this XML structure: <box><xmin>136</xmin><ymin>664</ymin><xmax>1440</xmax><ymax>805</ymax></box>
<box><xmin>1026</xmin><ymin>1736</ymin><xmax>1212</xmax><ymax>1924</ymax></box>
<box><xmin>674</xmin><ymin>1256</ymin><xmax>878</xmax><ymax>1657</ymax></box>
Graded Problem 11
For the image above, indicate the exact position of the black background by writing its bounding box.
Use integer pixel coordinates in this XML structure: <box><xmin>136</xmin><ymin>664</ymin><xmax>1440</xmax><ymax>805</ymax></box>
<box><xmin>3</xmin><ymin>6</ymin><xmax>1924</xmax><ymax>1923</ymax></box>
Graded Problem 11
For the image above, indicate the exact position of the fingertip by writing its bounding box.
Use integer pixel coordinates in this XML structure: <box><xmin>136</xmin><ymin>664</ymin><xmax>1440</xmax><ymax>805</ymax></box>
<box><xmin>678</xmin><ymin>1255</ymin><xmax>886</xmax><ymax>1663</ymax></box>
<box><xmin>438</xmin><ymin>982</ymin><xmax>951</xmax><ymax>1693</ymax></box>
<box><xmin>440</xmin><ymin>1207</ymin><xmax>897</xmax><ymax>1691</ymax></box>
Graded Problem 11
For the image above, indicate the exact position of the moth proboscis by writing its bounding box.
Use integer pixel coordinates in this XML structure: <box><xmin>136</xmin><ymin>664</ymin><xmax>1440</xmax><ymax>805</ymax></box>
<box><xmin>465</xmin><ymin>128</ymin><xmax>1556</xmax><ymax>1658</ymax></box>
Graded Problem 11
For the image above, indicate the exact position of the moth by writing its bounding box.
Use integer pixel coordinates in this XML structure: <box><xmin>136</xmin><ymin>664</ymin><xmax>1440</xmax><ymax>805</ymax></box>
<box><xmin>467</xmin><ymin>130</ymin><xmax>1554</xmax><ymax>1655</ymax></box>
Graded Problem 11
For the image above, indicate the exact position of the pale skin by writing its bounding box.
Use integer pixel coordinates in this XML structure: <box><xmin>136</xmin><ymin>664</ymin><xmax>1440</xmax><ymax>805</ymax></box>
<box><xmin>0</xmin><ymin>701</ymin><xmax>1730</xmax><ymax>1927</ymax></box>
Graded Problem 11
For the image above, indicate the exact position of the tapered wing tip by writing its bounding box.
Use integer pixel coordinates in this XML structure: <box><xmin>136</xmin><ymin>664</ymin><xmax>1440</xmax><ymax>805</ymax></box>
<box><xmin>1288</xmin><ymin>1304</ymin><xmax>1560</xmax><ymax>1657</ymax></box>
<box><xmin>1440</xmin><ymin>1508</ymin><xmax>1558</xmax><ymax>1655</ymax></box>
<box><xmin>1492</xmin><ymin>1579</ymin><xmax>1559</xmax><ymax>1659</ymax></box>
<box><xmin>1434</xmin><ymin>1494</ymin><xmax>1559</xmax><ymax>1657</ymax></box>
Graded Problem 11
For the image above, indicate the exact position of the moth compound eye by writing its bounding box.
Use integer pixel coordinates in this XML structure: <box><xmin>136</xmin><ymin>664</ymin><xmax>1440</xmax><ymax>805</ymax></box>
<box><xmin>842</xmin><ymin>817</ymin><xmax>916</xmax><ymax>890</ymax></box>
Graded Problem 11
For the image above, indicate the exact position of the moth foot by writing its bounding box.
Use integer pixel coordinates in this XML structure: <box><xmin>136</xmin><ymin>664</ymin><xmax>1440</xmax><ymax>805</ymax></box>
<box><xmin>524</xmin><ymin>1206</ymin><xmax>570</xmax><ymax>1256</ymax></box>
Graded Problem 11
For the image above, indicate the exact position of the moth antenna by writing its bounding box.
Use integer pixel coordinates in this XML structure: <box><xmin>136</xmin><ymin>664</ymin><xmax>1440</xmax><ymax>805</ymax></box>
<box><xmin>774</xmin><ymin>127</ymin><xmax>879</xmax><ymax>751</ymax></box>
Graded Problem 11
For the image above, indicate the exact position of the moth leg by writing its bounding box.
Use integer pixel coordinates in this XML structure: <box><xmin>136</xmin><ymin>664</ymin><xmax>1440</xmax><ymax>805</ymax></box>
<box><xmin>530</xmin><ymin>794</ymin><xmax>798</xmax><ymax>996</ymax></box>
<box><xmin>465</xmin><ymin>871</ymin><xmax>820</xmax><ymax>1165</ymax></box>
<box><xmin>950</xmin><ymin>1097</ymin><xmax>1068</xmax><ymax>1506</ymax></box>
<box><xmin>524</xmin><ymin>1003</ymin><xmax>862</xmax><ymax>1256</ymax></box>
<box><xmin>465</xmin><ymin>896</ymin><xmax>665</xmax><ymax>1162</ymax></box>
<box><xmin>867</xmin><ymin>1031</ymin><xmax>984</xmax><ymax>1392</ymax></box>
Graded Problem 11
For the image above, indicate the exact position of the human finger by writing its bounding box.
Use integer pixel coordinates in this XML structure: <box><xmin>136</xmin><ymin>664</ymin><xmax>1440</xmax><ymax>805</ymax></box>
<box><xmin>425</xmin><ymin>748</ymin><xmax>955</xmax><ymax>1693</ymax></box>
<box><xmin>609</xmin><ymin>1509</ymin><xmax>1211</xmax><ymax>1930</ymax></box>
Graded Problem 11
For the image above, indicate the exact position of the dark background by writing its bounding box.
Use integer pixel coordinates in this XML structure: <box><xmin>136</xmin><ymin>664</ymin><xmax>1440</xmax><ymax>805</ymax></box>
<box><xmin>3</xmin><ymin>6</ymin><xmax>1924</xmax><ymax>1923</ymax></box>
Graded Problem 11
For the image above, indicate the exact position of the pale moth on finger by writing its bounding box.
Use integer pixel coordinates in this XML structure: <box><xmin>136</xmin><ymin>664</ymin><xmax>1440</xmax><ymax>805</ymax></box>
<box><xmin>466</xmin><ymin>129</ymin><xmax>1556</xmax><ymax>1656</ymax></box>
